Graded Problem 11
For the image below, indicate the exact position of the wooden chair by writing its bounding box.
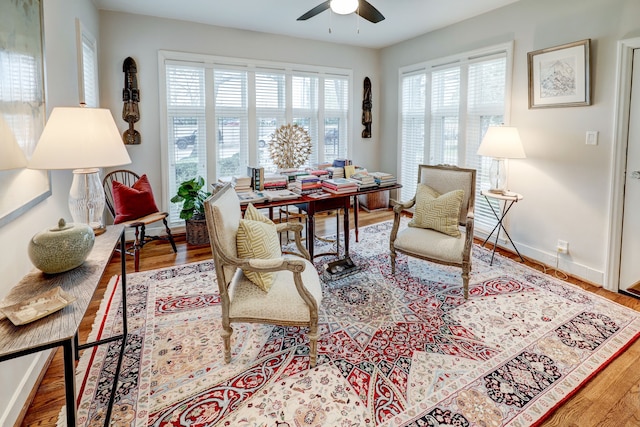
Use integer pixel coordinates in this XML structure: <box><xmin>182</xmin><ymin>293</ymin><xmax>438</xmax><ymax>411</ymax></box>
<box><xmin>390</xmin><ymin>164</ymin><xmax>476</xmax><ymax>299</ymax></box>
<box><xmin>204</xmin><ymin>183</ymin><xmax>322</xmax><ymax>367</ymax></box>
<box><xmin>103</xmin><ymin>170</ymin><xmax>177</xmax><ymax>271</ymax></box>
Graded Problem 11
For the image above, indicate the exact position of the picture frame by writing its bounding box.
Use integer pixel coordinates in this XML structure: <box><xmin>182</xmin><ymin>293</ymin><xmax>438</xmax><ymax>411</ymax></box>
<box><xmin>0</xmin><ymin>0</ymin><xmax>51</xmax><ymax>228</ymax></box>
<box><xmin>527</xmin><ymin>39</ymin><xmax>591</xmax><ymax>109</ymax></box>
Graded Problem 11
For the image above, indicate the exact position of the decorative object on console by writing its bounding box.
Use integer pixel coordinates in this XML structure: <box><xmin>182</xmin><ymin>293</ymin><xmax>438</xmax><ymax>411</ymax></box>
<box><xmin>268</xmin><ymin>123</ymin><xmax>311</xmax><ymax>170</ymax></box>
<box><xmin>528</xmin><ymin>39</ymin><xmax>591</xmax><ymax>108</ymax></box>
<box><xmin>362</xmin><ymin>76</ymin><xmax>372</xmax><ymax>138</ymax></box>
<box><xmin>0</xmin><ymin>115</ymin><xmax>27</xmax><ymax>170</ymax></box>
<box><xmin>171</xmin><ymin>176</ymin><xmax>211</xmax><ymax>245</ymax></box>
<box><xmin>28</xmin><ymin>218</ymin><xmax>95</xmax><ymax>274</ymax></box>
<box><xmin>122</xmin><ymin>56</ymin><xmax>141</xmax><ymax>144</ymax></box>
<box><xmin>477</xmin><ymin>125</ymin><xmax>526</xmax><ymax>194</ymax></box>
<box><xmin>27</xmin><ymin>107</ymin><xmax>132</xmax><ymax>235</ymax></box>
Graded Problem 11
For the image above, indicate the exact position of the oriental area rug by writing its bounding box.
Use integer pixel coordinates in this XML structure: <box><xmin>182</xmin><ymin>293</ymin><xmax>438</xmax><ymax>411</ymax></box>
<box><xmin>61</xmin><ymin>220</ymin><xmax>640</xmax><ymax>426</ymax></box>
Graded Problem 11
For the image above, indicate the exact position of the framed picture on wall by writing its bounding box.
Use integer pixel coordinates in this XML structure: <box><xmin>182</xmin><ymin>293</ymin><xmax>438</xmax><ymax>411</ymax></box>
<box><xmin>0</xmin><ymin>0</ymin><xmax>51</xmax><ymax>228</ymax></box>
<box><xmin>528</xmin><ymin>39</ymin><xmax>591</xmax><ymax>109</ymax></box>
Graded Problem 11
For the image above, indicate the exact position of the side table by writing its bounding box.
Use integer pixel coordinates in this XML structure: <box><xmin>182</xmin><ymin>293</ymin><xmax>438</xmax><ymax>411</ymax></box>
<box><xmin>0</xmin><ymin>225</ymin><xmax>127</xmax><ymax>427</ymax></box>
<box><xmin>481</xmin><ymin>190</ymin><xmax>525</xmax><ymax>265</ymax></box>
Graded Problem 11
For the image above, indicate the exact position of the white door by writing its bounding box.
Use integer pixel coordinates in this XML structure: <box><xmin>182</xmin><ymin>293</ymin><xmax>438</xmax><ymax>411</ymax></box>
<box><xmin>619</xmin><ymin>49</ymin><xmax>640</xmax><ymax>292</ymax></box>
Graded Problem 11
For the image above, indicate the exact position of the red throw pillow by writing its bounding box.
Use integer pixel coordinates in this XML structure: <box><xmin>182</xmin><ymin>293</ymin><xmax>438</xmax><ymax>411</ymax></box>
<box><xmin>112</xmin><ymin>174</ymin><xmax>159</xmax><ymax>224</ymax></box>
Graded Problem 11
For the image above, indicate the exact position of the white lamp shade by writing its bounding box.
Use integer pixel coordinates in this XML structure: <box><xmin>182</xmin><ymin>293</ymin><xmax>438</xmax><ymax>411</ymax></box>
<box><xmin>330</xmin><ymin>0</ymin><xmax>359</xmax><ymax>15</ymax></box>
<box><xmin>0</xmin><ymin>115</ymin><xmax>28</xmax><ymax>170</ymax></box>
<box><xmin>28</xmin><ymin>107</ymin><xmax>131</xmax><ymax>170</ymax></box>
<box><xmin>477</xmin><ymin>126</ymin><xmax>526</xmax><ymax>159</ymax></box>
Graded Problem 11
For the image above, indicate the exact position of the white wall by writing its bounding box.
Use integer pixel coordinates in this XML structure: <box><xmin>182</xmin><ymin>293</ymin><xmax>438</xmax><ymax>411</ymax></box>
<box><xmin>98</xmin><ymin>11</ymin><xmax>381</xmax><ymax>214</ymax></box>
<box><xmin>380</xmin><ymin>0</ymin><xmax>640</xmax><ymax>285</ymax></box>
<box><xmin>0</xmin><ymin>2</ymin><xmax>100</xmax><ymax>425</ymax></box>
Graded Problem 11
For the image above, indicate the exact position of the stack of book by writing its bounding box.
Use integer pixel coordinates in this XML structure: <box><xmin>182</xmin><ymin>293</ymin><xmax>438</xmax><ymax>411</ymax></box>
<box><xmin>263</xmin><ymin>173</ymin><xmax>289</xmax><ymax>191</ymax></box>
<box><xmin>349</xmin><ymin>171</ymin><xmax>377</xmax><ymax>189</ymax></box>
<box><xmin>307</xmin><ymin>169</ymin><xmax>331</xmax><ymax>180</ymax></box>
<box><xmin>232</xmin><ymin>175</ymin><xmax>252</xmax><ymax>192</ymax></box>
<box><xmin>321</xmin><ymin>178</ymin><xmax>359</xmax><ymax>194</ymax></box>
<box><xmin>325</xmin><ymin>166</ymin><xmax>344</xmax><ymax>179</ymax></box>
<box><xmin>263</xmin><ymin>189</ymin><xmax>301</xmax><ymax>201</ymax></box>
<box><xmin>369</xmin><ymin>171</ymin><xmax>397</xmax><ymax>187</ymax></box>
<box><xmin>247</xmin><ymin>166</ymin><xmax>264</xmax><ymax>190</ymax></box>
<box><xmin>279</xmin><ymin>169</ymin><xmax>309</xmax><ymax>183</ymax></box>
<box><xmin>237</xmin><ymin>191</ymin><xmax>267</xmax><ymax>205</ymax></box>
<box><xmin>289</xmin><ymin>174</ymin><xmax>322</xmax><ymax>195</ymax></box>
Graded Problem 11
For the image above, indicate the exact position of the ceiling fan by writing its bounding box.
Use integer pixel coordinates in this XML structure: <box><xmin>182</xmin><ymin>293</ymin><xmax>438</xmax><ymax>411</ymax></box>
<box><xmin>297</xmin><ymin>0</ymin><xmax>385</xmax><ymax>24</ymax></box>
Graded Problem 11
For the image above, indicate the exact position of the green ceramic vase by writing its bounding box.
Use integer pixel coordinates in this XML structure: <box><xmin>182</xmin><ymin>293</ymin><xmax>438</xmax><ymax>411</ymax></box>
<box><xmin>28</xmin><ymin>218</ymin><xmax>95</xmax><ymax>274</ymax></box>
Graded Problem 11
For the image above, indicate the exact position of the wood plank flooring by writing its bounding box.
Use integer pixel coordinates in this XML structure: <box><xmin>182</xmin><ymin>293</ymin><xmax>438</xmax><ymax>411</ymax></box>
<box><xmin>20</xmin><ymin>209</ymin><xmax>640</xmax><ymax>426</ymax></box>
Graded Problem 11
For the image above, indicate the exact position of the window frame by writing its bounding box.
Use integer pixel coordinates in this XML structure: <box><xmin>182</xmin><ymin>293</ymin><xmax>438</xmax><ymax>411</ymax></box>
<box><xmin>75</xmin><ymin>18</ymin><xmax>99</xmax><ymax>107</ymax></box>
<box><xmin>158</xmin><ymin>50</ymin><xmax>353</xmax><ymax>225</ymax></box>
<box><xmin>397</xmin><ymin>42</ymin><xmax>514</xmax><ymax>235</ymax></box>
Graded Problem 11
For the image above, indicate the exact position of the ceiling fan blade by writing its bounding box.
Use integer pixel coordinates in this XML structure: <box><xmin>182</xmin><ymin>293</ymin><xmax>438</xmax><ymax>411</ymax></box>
<box><xmin>297</xmin><ymin>1</ymin><xmax>331</xmax><ymax>21</ymax></box>
<box><xmin>357</xmin><ymin>0</ymin><xmax>385</xmax><ymax>23</ymax></box>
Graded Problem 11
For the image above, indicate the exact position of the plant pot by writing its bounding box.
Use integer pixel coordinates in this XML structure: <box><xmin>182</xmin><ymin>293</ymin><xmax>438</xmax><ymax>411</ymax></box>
<box><xmin>185</xmin><ymin>217</ymin><xmax>209</xmax><ymax>246</ymax></box>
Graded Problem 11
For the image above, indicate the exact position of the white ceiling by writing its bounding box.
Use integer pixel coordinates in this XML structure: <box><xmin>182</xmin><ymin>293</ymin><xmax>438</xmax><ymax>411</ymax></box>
<box><xmin>93</xmin><ymin>0</ymin><xmax>522</xmax><ymax>49</ymax></box>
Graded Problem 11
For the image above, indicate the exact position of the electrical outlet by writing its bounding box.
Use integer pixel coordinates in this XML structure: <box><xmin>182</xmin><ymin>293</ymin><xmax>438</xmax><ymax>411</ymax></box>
<box><xmin>557</xmin><ymin>240</ymin><xmax>569</xmax><ymax>254</ymax></box>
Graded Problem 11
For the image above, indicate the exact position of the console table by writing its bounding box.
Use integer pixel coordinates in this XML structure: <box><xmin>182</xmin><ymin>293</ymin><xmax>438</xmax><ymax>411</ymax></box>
<box><xmin>0</xmin><ymin>225</ymin><xmax>127</xmax><ymax>427</ymax></box>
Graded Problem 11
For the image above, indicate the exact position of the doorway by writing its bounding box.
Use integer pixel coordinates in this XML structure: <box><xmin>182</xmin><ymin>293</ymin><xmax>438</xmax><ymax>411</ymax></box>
<box><xmin>608</xmin><ymin>38</ymin><xmax>640</xmax><ymax>293</ymax></box>
<box><xmin>619</xmin><ymin>48</ymin><xmax>640</xmax><ymax>294</ymax></box>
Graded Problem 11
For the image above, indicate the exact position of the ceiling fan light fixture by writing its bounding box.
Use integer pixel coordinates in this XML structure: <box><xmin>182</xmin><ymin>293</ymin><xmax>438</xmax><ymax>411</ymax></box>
<box><xmin>330</xmin><ymin>0</ymin><xmax>358</xmax><ymax>15</ymax></box>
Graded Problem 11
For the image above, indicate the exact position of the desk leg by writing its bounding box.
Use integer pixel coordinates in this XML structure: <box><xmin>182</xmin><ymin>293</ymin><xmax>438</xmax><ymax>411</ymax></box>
<box><xmin>63</xmin><ymin>339</ymin><xmax>77</xmax><ymax>427</ymax></box>
<box><xmin>353</xmin><ymin>196</ymin><xmax>359</xmax><ymax>242</ymax></box>
<box><xmin>343</xmin><ymin>198</ymin><xmax>350</xmax><ymax>258</ymax></box>
<box><xmin>307</xmin><ymin>212</ymin><xmax>315</xmax><ymax>259</ymax></box>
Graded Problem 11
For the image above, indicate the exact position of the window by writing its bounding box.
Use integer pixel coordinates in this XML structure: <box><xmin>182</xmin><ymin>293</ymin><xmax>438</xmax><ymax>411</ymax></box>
<box><xmin>160</xmin><ymin>52</ymin><xmax>351</xmax><ymax>224</ymax></box>
<box><xmin>75</xmin><ymin>19</ymin><xmax>99</xmax><ymax>107</ymax></box>
<box><xmin>398</xmin><ymin>43</ymin><xmax>513</xmax><ymax>233</ymax></box>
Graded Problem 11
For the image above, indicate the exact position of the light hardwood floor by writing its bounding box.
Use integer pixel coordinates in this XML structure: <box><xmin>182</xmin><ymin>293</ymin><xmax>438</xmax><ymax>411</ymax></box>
<box><xmin>20</xmin><ymin>209</ymin><xmax>640</xmax><ymax>426</ymax></box>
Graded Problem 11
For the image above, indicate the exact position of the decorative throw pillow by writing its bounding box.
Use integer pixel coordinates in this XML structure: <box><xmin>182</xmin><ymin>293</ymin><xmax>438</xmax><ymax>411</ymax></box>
<box><xmin>112</xmin><ymin>174</ymin><xmax>159</xmax><ymax>224</ymax></box>
<box><xmin>244</xmin><ymin>203</ymin><xmax>273</xmax><ymax>225</ymax></box>
<box><xmin>409</xmin><ymin>184</ymin><xmax>464</xmax><ymax>238</ymax></box>
<box><xmin>236</xmin><ymin>217</ymin><xmax>282</xmax><ymax>292</ymax></box>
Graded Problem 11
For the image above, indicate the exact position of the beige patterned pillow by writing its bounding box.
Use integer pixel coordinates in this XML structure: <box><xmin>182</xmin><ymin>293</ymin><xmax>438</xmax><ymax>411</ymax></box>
<box><xmin>409</xmin><ymin>184</ymin><xmax>464</xmax><ymax>237</ymax></box>
<box><xmin>237</xmin><ymin>218</ymin><xmax>282</xmax><ymax>292</ymax></box>
<box><xmin>244</xmin><ymin>203</ymin><xmax>273</xmax><ymax>224</ymax></box>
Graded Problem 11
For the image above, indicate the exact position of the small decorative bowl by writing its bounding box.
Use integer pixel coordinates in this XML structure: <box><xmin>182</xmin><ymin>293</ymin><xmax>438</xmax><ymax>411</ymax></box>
<box><xmin>28</xmin><ymin>218</ymin><xmax>95</xmax><ymax>274</ymax></box>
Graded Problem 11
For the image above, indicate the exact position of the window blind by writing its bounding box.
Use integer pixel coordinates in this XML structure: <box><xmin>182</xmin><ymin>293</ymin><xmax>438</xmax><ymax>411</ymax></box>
<box><xmin>166</xmin><ymin>64</ymin><xmax>207</xmax><ymax>220</ymax></box>
<box><xmin>399</xmin><ymin>44</ymin><xmax>512</xmax><ymax>233</ymax></box>
<box><xmin>161</xmin><ymin>53</ymin><xmax>352</xmax><ymax>226</ymax></box>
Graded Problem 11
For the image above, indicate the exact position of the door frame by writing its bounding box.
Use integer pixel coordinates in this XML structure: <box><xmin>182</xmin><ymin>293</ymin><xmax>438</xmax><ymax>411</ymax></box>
<box><xmin>606</xmin><ymin>37</ymin><xmax>640</xmax><ymax>292</ymax></box>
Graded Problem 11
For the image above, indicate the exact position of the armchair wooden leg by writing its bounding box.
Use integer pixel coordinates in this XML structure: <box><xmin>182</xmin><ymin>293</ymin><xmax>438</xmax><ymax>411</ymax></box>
<box><xmin>309</xmin><ymin>323</ymin><xmax>318</xmax><ymax>368</ymax></box>
<box><xmin>221</xmin><ymin>324</ymin><xmax>233</xmax><ymax>364</ymax></box>
<box><xmin>462</xmin><ymin>271</ymin><xmax>469</xmax><ymax>300</ymax></box>
<box><xmin>390</xmin><ymin>251</ymin><xmax>397</xmax><ymax>274</ymax></box>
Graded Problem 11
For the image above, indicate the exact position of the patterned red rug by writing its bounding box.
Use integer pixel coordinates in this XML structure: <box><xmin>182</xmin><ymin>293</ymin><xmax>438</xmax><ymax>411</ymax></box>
<box><xmin>65</xmin><ymin>220</ymin><xmax>640</xmax><ymax>426</ymax></box>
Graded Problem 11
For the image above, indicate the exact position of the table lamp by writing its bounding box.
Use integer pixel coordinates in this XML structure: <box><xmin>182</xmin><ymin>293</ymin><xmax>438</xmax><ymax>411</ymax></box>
<box><xmin>0</xmin><ymin>115</ymin><xmax>28</xmax><ymax>170</ymax></box>
<box><xmin>28</xmin><ymin>107</ymin><xmax>132</xmax><ymax>234</ymax></box>
<box><xmin>477</xmin><ymin>126</ymin><xmax>526</xmax><ymax>194</ymax></box>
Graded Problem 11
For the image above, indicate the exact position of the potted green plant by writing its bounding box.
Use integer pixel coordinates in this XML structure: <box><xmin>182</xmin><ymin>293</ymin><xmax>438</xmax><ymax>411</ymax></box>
<box><xmin>171</xmin><ymin>176</ymin><xmax>211</xmax><ymax>245</ymax></box>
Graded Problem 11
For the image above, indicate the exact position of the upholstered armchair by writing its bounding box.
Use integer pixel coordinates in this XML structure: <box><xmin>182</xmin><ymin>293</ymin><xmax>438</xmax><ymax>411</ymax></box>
<box><xmin>204</xmin><ymin>183</ymin><xmax>322</xmax><ymax>367</ymax></box>
<box><xmin>390</xmin><ymin>164</ymin><xmax>476</xmax><ymax>299</ymax></box>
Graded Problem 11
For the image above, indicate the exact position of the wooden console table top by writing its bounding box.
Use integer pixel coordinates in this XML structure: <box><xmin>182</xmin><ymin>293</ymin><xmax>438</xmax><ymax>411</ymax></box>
<box><xmin>0</xmin><ymin>224</ymin><xmax>124</xmax><ymax>360</ymax></box>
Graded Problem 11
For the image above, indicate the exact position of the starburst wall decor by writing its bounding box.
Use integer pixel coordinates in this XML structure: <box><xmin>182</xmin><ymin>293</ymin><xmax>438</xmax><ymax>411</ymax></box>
<box><xmin>268</xmin><ymin>123</ymin><xmax>312</xmax><ymax>169</ymax></box>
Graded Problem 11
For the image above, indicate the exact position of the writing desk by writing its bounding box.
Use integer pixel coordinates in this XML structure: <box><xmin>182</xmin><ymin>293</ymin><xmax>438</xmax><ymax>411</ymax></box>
<box><xmin>0</xmin><ymin>225</ymin><xmax>127</xmax><ymax>427</ymax></box>
<box><xmin>246</xmin><ymin>184</ymin><xmax>401</xmax><ymax>259</ymax></box>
